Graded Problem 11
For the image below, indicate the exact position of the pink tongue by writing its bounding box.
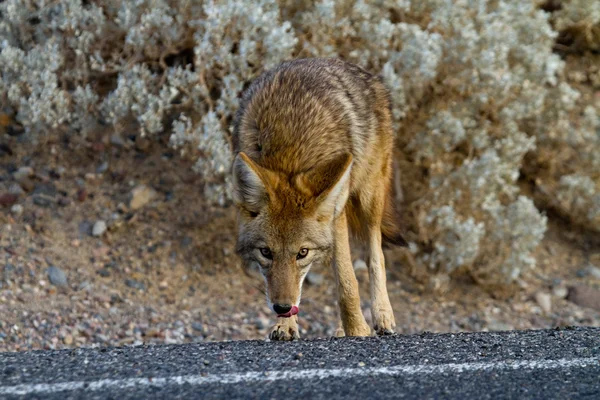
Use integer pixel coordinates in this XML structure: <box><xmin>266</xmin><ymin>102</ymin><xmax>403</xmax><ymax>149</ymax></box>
<box><xmin>277</xmin><ymin>306</ymin><xmax>299</xmax><ymax>318</ymax></box>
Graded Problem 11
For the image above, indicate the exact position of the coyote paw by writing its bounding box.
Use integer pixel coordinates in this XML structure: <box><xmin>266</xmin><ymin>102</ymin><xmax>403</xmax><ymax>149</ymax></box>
<box><xmin>372</xmin><ymin>309</ymin><xmax>396</xmax><ymax>336</ymax></box>
<box><xmin>268</xmin><ymin>317</ymin><xmax>300</xmax><ymax>341</ymax></box>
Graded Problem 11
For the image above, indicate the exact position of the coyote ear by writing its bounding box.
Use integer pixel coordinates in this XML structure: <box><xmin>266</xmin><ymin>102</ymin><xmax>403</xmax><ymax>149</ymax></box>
<box><xmin>232</xmin><ymin>152</ymin><xmax>269</xmax><ymax>211</ymax></box>
<box><xmin>314</xmin><ymin>153</ymin><xmax>353</xmax><ymax>219</ymax></box>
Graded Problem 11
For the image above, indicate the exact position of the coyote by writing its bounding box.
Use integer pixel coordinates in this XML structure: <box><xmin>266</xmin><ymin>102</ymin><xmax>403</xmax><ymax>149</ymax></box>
<box><xmin>231</xmin><ymin>58</ymin><xmax>407</xmax><ymax>340</ymax></box>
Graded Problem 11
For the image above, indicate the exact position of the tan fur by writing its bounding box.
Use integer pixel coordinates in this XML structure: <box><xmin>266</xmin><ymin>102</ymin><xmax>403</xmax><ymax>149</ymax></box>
<box><xmin>231</xmin><ymin>58</ymin><xmax>407</xmax><ymax>340</ymax></box>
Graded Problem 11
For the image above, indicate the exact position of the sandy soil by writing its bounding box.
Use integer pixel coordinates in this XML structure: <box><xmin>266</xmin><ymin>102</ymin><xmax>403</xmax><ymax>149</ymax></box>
<box><xmin>0</xmin><ymin>129</ymin><xmax>599</xmax><ymax>353</ymax></box>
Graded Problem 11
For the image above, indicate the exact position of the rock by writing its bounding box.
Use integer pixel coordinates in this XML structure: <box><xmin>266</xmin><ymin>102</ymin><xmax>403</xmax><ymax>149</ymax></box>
<box><xmin>306</xmin><ymin>272</ymin><xmax>324</xmax><ymax>286</ymax></box>
<box><xmin>57</xmin><ymin>197</ymin><xmax>71</xmax><ymax>207</ymax></box>
<box><xmin>552</xmin><ymin>286</ymin><xmax>568</xmax><ymax>299</ymax></box>
<box><xmin>0</xmin><ymin>193</ymin><xmax>18</xmax><ymax>207</ymax></box>
<box><xmin>353</xmin><ymin>259</ymin><xmax>368</xmax><ymax>272</ymax></box>
<box><xmin>586</xmin><ymin>265</ymin><xmax>600</xmax><ymax>280</ymax></box>
<box><xmin>110</xmin><ymin>134</ymin><xmax>125</xmax><ymax>147</ymax></box>
<box><xmin>92</xmin><ymin>220</ymin><xmax>107</xmax><ymax>237</ymax></box>
<box><xmin>47</xmin><ymin>266</ymin><xmax>68</xmax><ymax>288</ymax></box>
<box><xmin>32</xmin><ymin>183</ymin><xmax>57</xmax><ymax>197</ymax></box>
<box><xmin>79</xmin><ymin>221</ymin><xmax>92</xmax><ymax>235</ymax></box>
<box><xmin>125</xmin><ymin>279</ymin><xmax>145</xmax><ymax>291</ymax></box>
<box><xmin>76</xmin><ymin>189</ymin><xmax>87</xmax><ymax>202</ymax></box>
<box><xmin>96</xmin><ymin>162</ymin><xmax>109</xmax><ymax>174</ymax></box>
<box><xmin>32</xmin><ymin>195</ymin><xmax>53</xmax><ymax>207</ymax></box>
<box><xmin>63</xmin><ymin>334</ymin><xmax>73</xmax><ymax>345</ymax></box>
<box><xmin>10</xmin><ymin>204</ymin><xmax>23</xmax><ymax>216</ymax></box>
<box><xmin>129</xmin><ymin>185</ymin><xmax>157</xmax><ymax>210</ymax></box>
<box><xmin>192</xmin><ymin>322</ymin><xmax>204</xmax><ymax>332</ymax></box>
<box><xmin>97</xmin><ymin>269</ymin><xmax>110</xmax><ymax>278</ymax></box>
<box><xmin>566</xmin><ymin>285</ymin><xmax>600</xmax><ymax>311</ymax></box>
<box><xmin>13</xmin><ymin>166</ymin><xmax>33</xmax><ymax>182</ymax></box>
<box><xmin>8</xmin><ymin>183</ymin><xmax>24</xmax><ymax>196</ymax></box>
<box><xmin>534</xmin><ymin>292</ymin><xmax>552</xmax><ymax>314</ymax></box>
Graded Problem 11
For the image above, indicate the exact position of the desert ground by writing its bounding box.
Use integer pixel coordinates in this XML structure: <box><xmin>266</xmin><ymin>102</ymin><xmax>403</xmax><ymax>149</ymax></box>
<box><xmin>1</xmin><ymin>127</ymin><xmax>599</xmax><ymax>352</ymax></box>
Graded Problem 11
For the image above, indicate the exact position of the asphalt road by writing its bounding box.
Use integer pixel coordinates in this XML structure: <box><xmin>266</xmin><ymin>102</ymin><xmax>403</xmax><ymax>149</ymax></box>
<box><xmin>0</xmin><ymin>327</ymin><xmax>598</xmax><ymax>399</ymax></box>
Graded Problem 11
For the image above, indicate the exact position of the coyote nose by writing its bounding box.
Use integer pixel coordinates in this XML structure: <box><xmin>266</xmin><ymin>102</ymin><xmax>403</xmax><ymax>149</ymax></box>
<box><xmin>273</xmin><ymin>304</ymin><xmax>292</xmax><ymax>314</ymax></box>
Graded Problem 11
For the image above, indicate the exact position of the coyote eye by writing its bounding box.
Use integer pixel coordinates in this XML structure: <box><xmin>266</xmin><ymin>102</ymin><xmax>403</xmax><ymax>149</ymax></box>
<box><xmin>259</xmin><ymin>248</ymin><xmax>272</xmax><ymax>259</ymax></box>
<box><xmin>297</xmin><ymin>248</ymin><xmax>309</xmax><ymax>259</ymax></box>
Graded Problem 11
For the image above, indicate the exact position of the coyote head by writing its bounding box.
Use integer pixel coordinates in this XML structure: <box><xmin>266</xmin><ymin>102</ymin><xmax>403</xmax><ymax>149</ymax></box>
<box><xmin>232</xmin><ymin>152</ymin><xmax>352</xmax><ymax>317</ymax></box>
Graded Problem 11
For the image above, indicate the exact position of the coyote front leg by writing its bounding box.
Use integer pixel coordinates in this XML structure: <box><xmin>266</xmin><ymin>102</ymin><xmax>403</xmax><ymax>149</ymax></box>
<box><xmin>332</xmin><ymin>210</ymin><xmax>371</xmax><ymax>337</ymax></box>
<box><xmin>367</xmin><ymin>228</ymin><xmax>396</xmax><ymax>335</ymax></box>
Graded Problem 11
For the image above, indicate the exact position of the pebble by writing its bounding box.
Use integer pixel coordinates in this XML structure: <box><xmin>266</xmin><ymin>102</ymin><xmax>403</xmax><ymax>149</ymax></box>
<box><xmin>110</xmin><ymin>134</ymin><xmax>125</xmax><ymax>147</ymax></box>
<box><xmin>306</xmin><ymin>272</ymin><xmax>324</xmax><ymax>286</ymax></box>
<box><xmin>552</xmin><ymin>286</ymin><xmax>568</xmax><ymax>299</ymax></box>
<box><xmin>534</xmin><ymin>292</ymin><xmax>552</xmax><ymax>314</ymax></box>
<box><xmin>10</xmin><ymin>204</ymin><xmax>23</xmax><ymax>216</ymax></box>
<box><xmin>79</xmin><ymin>221</ymin><xmax>92</xmax><ymax>235</ymax></box>
<box><xmin>353</xmin><ymin>259</ymin><xmax>368</xmax><ymax>271</ymax></box>
<box><xmin>97</xmin><ymin>269</ymin><xmax>110</xmax><ymax>277</ymax></box>
<box><xmin>129</xmin><ymin>185</ymin><xmax>157</xmax><ymax>210</ymax></box>
<box><xmin>125</xmin><ymin>279</ymin><xmax>145</xmax><ymax>291</ymax></box>
<box><xmin>586</xmin><ymin>265</ymin><xmax>600</xmax><ymax>280</ymax></box>
<box><xmin>0</xmin><ymin>193</ymin><xmax>18</xmax><ymax>207</ymax></box>
<box><xmin>92</xmin><ymin>220</ymin><xmax>107</xmax><ymax>237</ymax></box>
<box><xmin>96</xmin><ymin>162</ymin><xmax>109</xmax><ymax>174</ymax></box>
<box><xmin>32</xmin><ymin>195</ymin><xmax>53</xmax><ymax>208</ymax></box>
<box><xmin>192</xmin><ymin>322</ymin><xmax>204</xmax><ymax>332</ymax></box>
<box><xmin>8</xmin><ymin>183</ymin><xmax>24</xmax><ymax>196</ymax></box>
<box><xmin>76</xmin><ymin>189</ymin><xmax>87</xmax><ymax>202</ymax></box>
<box><xmin>32</xmin><ymin>183</ymin><xmax>57</xmax><ymax>197</ymax></box>
<box><xmin>13</xmin><ymin>166</ymin><xmax>33</xmax><ymax>182</ymax></box>
<box><xmin>47</xmin><ymin>266</ymin><xmax>68</xmax><ymax>288</ymax></box>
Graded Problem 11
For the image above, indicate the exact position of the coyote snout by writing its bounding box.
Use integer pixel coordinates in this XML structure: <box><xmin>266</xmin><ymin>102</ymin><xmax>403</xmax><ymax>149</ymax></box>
<box><xmin>231</xmin><ymin>58</ymin><xmax>407</xmax><ymax>341</ymax></box>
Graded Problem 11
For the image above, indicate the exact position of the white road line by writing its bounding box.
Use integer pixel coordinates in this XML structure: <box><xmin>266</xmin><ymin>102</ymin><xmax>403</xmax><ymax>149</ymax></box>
<box><xmin>0</xmin><ymin>357</ymin><xmax>597</xmax><ymax>396</ymax></box>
